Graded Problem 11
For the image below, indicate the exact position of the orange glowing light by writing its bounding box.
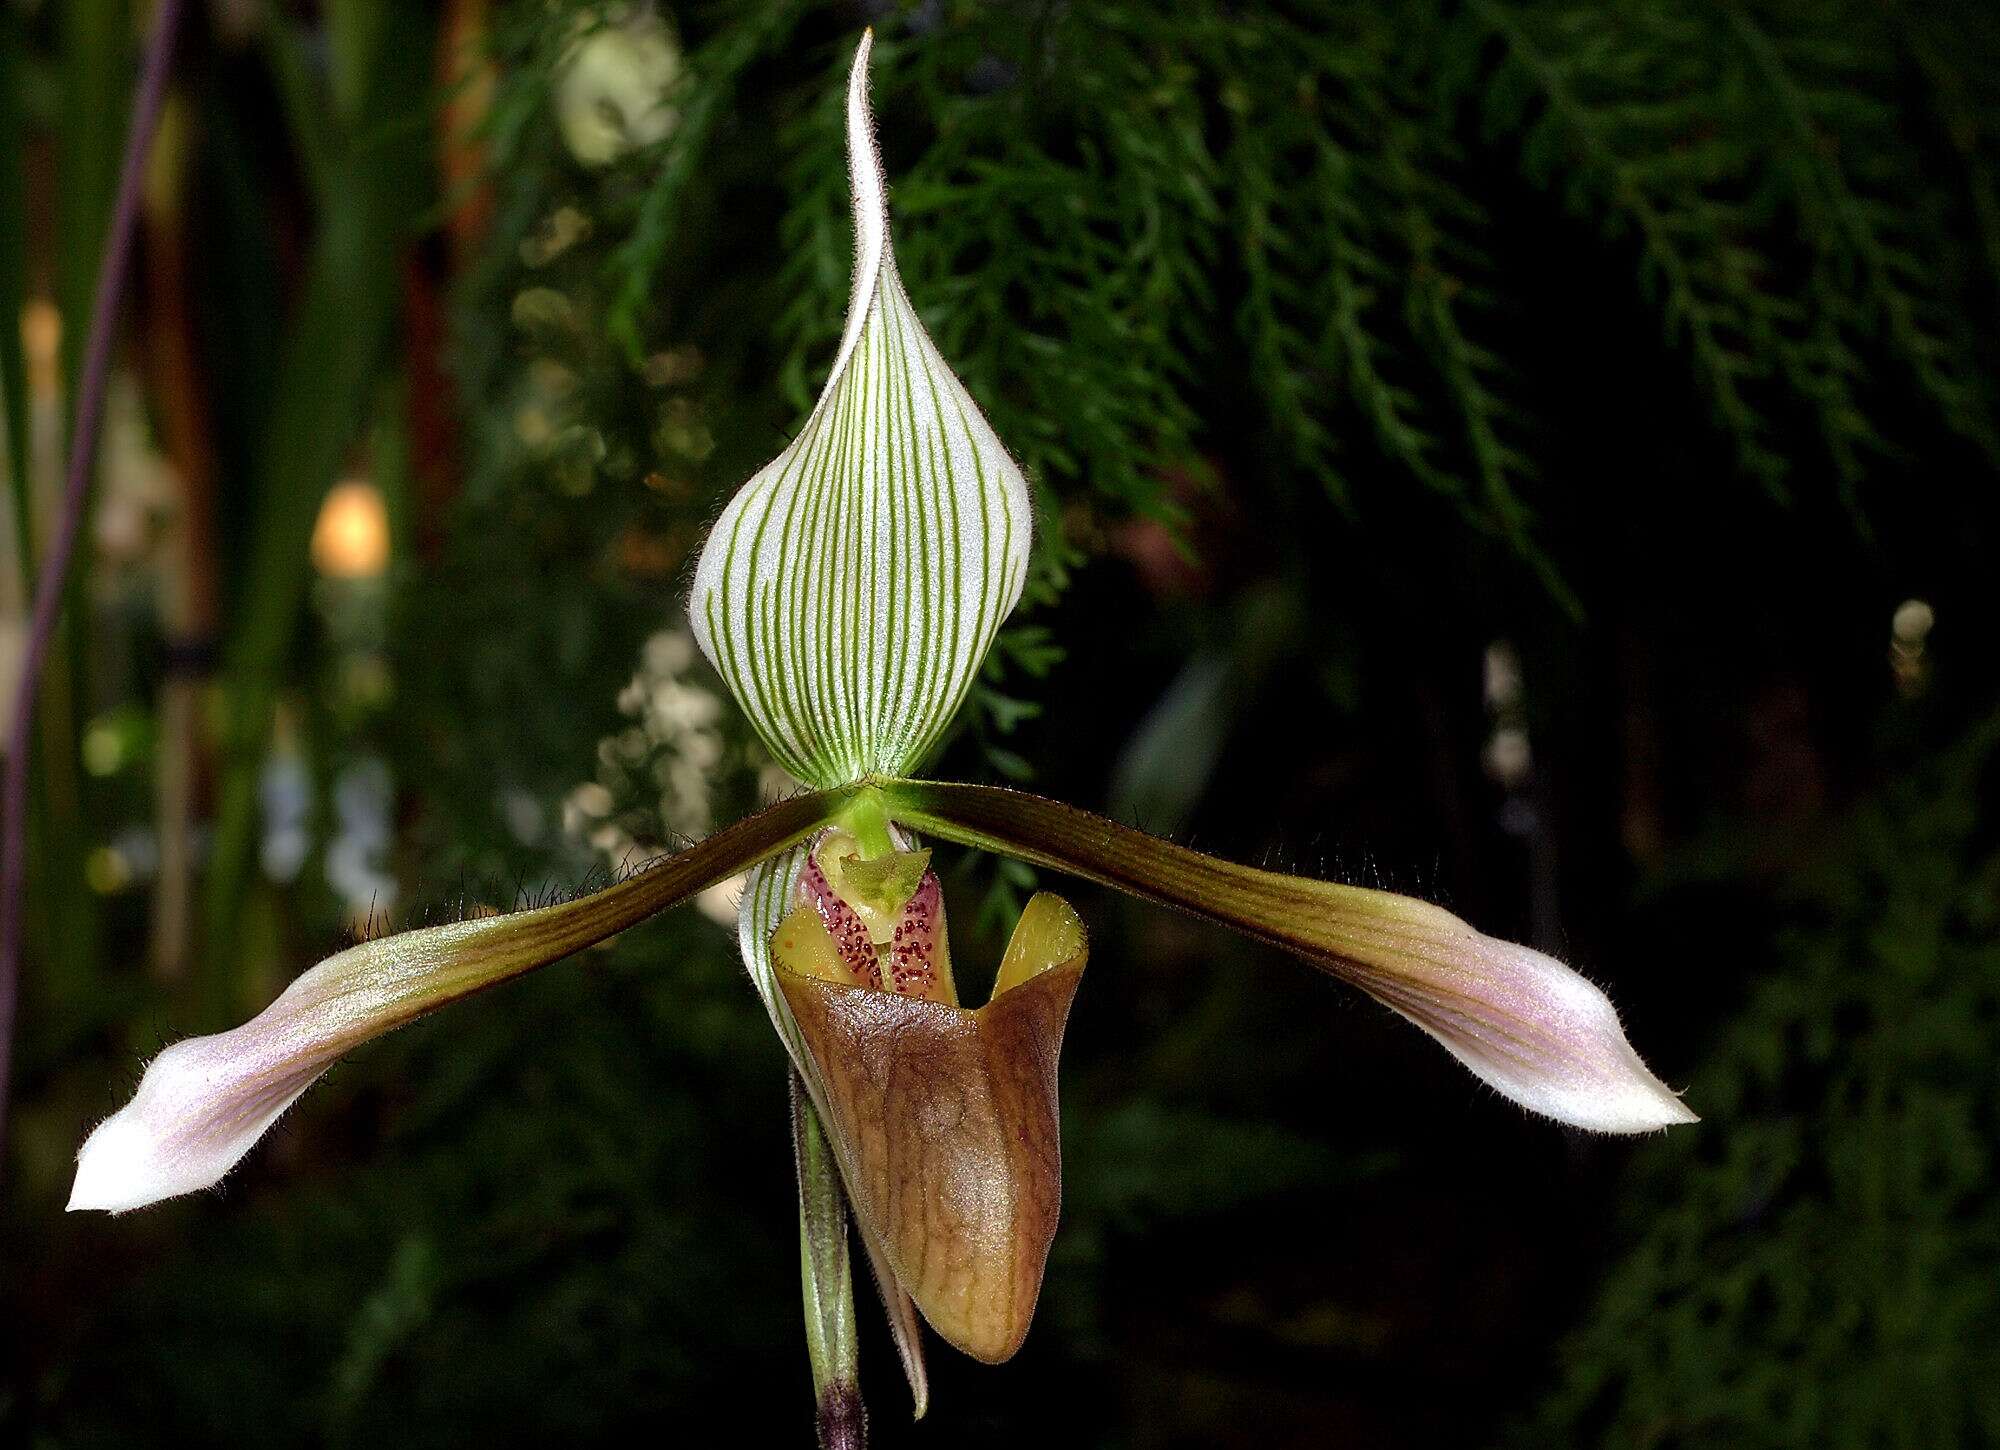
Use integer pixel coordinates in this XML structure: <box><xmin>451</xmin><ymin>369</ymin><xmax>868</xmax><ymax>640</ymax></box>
<box><xmin>21</xmin><ymin>298</ymin><xmax>61</xmax><ymax>401</ymax></box>
<box><xmin>310</xmin><ymin>479</ymin><xmax>391</xmax><ymax>578</ymax></box>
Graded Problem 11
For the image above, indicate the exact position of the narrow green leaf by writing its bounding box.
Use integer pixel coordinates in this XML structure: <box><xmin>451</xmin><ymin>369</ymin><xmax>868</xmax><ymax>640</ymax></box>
<box><xmin>258</xmin><ymin>15</ymin><xmax>338</xmax><ymax>205</ymax></box>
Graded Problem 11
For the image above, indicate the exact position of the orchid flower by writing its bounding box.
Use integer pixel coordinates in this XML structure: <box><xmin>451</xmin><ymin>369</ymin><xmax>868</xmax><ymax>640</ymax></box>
<box><xmin>70</xmin><ymin>31</ymin><xmax>1692</xmax><ymax>1443</ymax></box>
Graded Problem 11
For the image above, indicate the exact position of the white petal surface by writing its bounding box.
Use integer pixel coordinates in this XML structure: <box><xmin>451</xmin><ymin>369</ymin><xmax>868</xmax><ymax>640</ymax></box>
<box><xmin>1339</xmin><ymin>912</ymin><xmax>1699</xmax><ymax>1133</ymax></box>
<box><xmin>691</xmin><ymin>32</ymin><xmax>1031</xmax><ymax>788</ymax></box>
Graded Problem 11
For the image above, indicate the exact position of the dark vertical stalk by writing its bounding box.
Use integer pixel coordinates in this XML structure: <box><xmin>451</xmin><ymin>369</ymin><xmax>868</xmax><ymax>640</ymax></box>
<box><xmin>0</xmin><ymin>0</ymin><xmax>184</xmax><ymax>1166</ymax></box>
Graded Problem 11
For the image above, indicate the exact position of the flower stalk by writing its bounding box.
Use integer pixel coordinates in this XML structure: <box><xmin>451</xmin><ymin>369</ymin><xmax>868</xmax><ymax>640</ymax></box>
<box><xmin>1</xmin><ymin>0</ymin><xmax>186</xmax><ymax>1170</ymax></box>
<box><xmin>792</xmin><ymin>1072</ymin><xmax>865</xmax><ymax>1450</ymax></box>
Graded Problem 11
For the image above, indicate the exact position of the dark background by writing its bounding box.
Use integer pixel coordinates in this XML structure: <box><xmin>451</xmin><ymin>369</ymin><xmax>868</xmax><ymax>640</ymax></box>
<box><xmin>3</xmin><ymin>1</ymin><xmax>1997</xmax><ymax>1445</ymax></box>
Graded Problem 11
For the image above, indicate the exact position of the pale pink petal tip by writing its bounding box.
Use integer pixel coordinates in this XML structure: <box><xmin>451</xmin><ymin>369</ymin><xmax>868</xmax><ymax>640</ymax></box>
<box><xmin>68</xmin><ymin>1027</ymin><xmax>325</xmax><ymax>1214</ymax></box>
<box><xmin>1366</xmin><ymin>920</ymin><xmax>1697</xmax><ymax>1134</ymax></box>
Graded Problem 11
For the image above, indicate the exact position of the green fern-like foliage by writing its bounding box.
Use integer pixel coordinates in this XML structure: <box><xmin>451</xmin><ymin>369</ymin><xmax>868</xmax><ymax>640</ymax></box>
<box><xmin>1515</xmin><ymin>722</ymin><xmax>2000</xmax><ymax>1449</ymax></box>
<box><xmin>425</xmin><ymin>0</ymin><xmax>2000</xmax><ymax>910</ymax></box>
<box><xmin>1475</xmin><ymin>0</ymin><xmax>1998</xmax><ymax>503</ymax></box>
<box><xmin>624</xmin><ymin>1</ymin><xmax>1550</xmax><ymax>563</ymax></box>
<box><xmin>590</xmin><ymin>0</ymin><xmax>1993</xmax><ymax>636</ymax></box>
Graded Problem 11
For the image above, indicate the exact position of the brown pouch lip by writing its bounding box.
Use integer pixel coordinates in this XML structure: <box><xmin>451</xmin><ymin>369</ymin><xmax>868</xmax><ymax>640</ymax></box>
<box><xmin>777</xmin><ymin>958</ymin><xmax>1085</xmax><ymax>1364</ymax></box>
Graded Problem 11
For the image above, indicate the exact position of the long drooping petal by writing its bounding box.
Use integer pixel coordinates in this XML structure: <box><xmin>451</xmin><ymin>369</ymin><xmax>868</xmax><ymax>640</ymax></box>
<box><xmin>882</xmin><ymin>782</ymin><xmax>1695</xmax><ymax>1134</ymax></box>
<box><xmin>68</xmin><ymin>790</ymin><xmax>843</xmax><ymax>1214</ymax></box>
<box><xmin>688</xmin><ymin>31</ymin><xmax>1032</xmax><ymax>788</ymax></box>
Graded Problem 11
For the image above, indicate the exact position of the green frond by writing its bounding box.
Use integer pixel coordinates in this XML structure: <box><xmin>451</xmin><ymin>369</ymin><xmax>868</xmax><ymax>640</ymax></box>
<box><xmin>458</xmin><ymin>0</ymin><xmax>2000</xmax><ymax>793</ymax></box>
<box><xmin>1475</xmin><ymin>0</ymin><xmax>1998</xmax><ymax>505</ymax></box>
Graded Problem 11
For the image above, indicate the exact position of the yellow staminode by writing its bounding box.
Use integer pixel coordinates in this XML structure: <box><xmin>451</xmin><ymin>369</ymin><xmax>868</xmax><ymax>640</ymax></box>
<box><xmin>993</xmin><ymin>893</ymin><xmax>1086</xmax><ymax>999</ymax></box>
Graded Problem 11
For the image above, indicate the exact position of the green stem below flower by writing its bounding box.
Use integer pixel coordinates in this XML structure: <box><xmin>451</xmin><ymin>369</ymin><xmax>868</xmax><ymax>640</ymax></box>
<box><xmin>791</xmin><ymin>1071</ymin><xmax>866</xmax><ymax>1448</ymax></box>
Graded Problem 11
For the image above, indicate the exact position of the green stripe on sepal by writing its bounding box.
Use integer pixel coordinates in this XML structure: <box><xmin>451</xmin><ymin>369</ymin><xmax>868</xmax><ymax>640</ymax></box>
<box><xmin>881</xmin><ymin>779</ymin><xmax>1696</xmax><ymax>1135</ymax></box>
<box><xmin>690</xmin><ymin>31</ymin><xmax>1031</xmax><ymax>790</ymax></box>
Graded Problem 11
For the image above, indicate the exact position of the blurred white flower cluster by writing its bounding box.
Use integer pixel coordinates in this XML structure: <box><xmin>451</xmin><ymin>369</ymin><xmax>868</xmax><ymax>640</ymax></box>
<box><xmin>563</xmin><ymin>628</ymin><xmax>723</xmax><ymax>873</ymax></box>
<box><xmin>554</xmin><ymin>5</ymin><xmax>683</xmax><ymax>168</ymax></box>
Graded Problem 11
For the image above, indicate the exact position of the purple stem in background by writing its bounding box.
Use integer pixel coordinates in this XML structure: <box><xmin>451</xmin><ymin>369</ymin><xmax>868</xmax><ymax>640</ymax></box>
<box><xmin>0</xmin><ymin>0</ymin><xmax>185</xmax><ymax>1168</ymax></box>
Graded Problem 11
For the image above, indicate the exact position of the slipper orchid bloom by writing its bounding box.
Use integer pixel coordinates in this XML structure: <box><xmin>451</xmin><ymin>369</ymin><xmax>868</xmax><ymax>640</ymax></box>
<box><xmin>70</xmin><ymin>30</ymin><xmax>1693</xmax><ymax>1439</ymax></box>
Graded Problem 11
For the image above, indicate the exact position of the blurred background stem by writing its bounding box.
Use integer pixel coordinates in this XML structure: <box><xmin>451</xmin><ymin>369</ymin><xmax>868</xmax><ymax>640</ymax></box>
<box><xmin>0</xmin><ymin>0</ymin><xmax>181</xmax><ymax>1163</ymax></box>
<box><xmin>138</xmin><ymin>90</ymin><xmax>216</xmax><ymax>985</ymax></box>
